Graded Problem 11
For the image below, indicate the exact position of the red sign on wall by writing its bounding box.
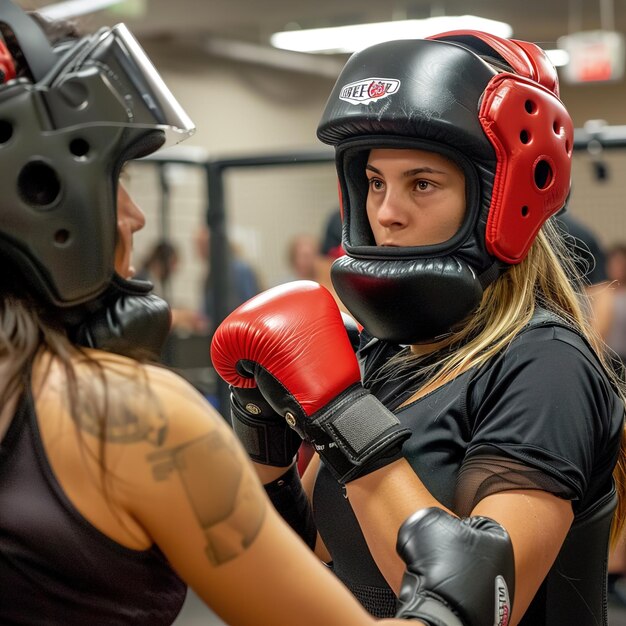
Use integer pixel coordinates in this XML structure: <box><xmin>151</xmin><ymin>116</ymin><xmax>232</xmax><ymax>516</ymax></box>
<box><xmin>557</xmin><ymin>30</ymin><xmax>625</xmax><ymax>84</ymax></box>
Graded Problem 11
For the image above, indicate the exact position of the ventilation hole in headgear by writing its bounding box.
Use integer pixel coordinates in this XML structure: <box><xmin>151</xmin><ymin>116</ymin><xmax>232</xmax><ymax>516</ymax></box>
<box><xmin>69</xmin><ymin>138</ymin><xmax>90</xmax><ymax>158</ymax></box>
<box><xmin>54</xmin><ymin>229</ymin><xmax>71</xmax><ymax>246</ymax></box>
<box><xmin>553</xmin><ymin>120</ymin><xmax>561</xmax><ymax>134</ymax></box>
<box><xmin>0</xmin><ymin>120</ymin><xmax>13</xmax><ymax>144</ymax></box>
<box><xmin>520</xmin><ymin>130</ymin><xmax>530</xmax><ymax>144</ymax></box>
<box><xmin>524</xmin><ymin>99</ymin><xmax>537</xmax><ymax>114</ymax></box>
<box><xmin>18</xmin><ymin>161</ymin><xmax>61</xmax><ymax>207</ymax></box>
<box><xmin>521</xmin><ymin>205</ymin><xmax>529</xmax><ymax>217</ymax></box>
<box><xmin>534</xmin><ymin>160</ymin><xmax>553</xmax><ymax>190</ymax></box>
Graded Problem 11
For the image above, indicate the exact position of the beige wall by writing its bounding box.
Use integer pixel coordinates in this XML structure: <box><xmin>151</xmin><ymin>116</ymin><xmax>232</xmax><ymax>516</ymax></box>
<box><xmin>128</xmin><ymin>42</ymin><xmax>626</xmax><ymax>313</ymax></box>
<box><xmin>128</xmin><ymin>42</ymin><xmax>339</xmax><ymax>312</ymax></box>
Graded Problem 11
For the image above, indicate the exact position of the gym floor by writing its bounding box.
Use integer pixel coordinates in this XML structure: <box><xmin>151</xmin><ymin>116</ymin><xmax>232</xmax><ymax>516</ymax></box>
<box><xmin>172</xmin><ymin>589</ymin><xmax>626</xmax><ymax>625</ymax></box>
<box><xmin>613</xmin><ymin>605</ymin><xmax>626</xmax><ymax>625</ymax></box>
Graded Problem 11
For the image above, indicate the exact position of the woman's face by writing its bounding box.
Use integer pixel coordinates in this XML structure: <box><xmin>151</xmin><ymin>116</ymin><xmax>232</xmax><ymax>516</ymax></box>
<box><xmin>114</xmin><ymin>183</ymin><xmax>146</xmax><ymax>279</ymax></box>
<box><xmin>365</xmin><ymin>148</ymin><xmax>466</xmax><ymax>247</ymax></box>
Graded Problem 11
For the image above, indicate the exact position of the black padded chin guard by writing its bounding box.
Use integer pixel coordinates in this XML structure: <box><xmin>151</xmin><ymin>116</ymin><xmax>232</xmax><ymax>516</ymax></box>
<box><xmin>73</xmin><ymin>276</ymin><xmax>171</xmax><ymax>361</ymax></box>
<box><xmin>331</xmin><ymin>255</ymin><xmax>484</xmax><ymax>344</ymax></box>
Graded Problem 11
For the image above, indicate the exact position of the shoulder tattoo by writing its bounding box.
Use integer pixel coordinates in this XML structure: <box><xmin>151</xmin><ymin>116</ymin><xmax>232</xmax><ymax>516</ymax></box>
<box><xmin>148</xmin><ymin>430</ymin><xmax>267</xmax><ymax>566</ymax></box>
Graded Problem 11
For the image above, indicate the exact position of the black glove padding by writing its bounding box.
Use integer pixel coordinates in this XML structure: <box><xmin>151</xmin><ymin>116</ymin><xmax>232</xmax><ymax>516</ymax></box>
<box><xmin>231</xmin><ymin>386</ymin><xmax>302</xmax><ymax>466</ymax></box>
<box><xmin>395</xmin><ymin>507</ymin><xmax>515</xmax><ymax>626</ymax></box>
<box><xmin>74</xmin><ymin>280</ymin><xmax>171</xmax><ymax>361</ymax></box>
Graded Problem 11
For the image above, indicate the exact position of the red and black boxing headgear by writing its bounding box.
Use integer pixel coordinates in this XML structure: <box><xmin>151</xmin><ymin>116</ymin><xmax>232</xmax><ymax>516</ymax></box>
<box><xmin>317</xmin><ymin>31</ymin><xmax>573</xmax><ymax>344</ymax></box>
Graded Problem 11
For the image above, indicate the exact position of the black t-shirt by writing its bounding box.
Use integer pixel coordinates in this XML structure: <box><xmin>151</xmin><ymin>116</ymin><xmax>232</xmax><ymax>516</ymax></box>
<box><xmin>313</xmin><ymin>313</ymin><xmax>624</xmax><ymax>622</ymax></box>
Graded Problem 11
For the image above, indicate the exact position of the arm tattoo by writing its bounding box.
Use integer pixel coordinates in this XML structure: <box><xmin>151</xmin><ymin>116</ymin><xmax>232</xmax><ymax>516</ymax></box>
<box><xmin>148</xmin><ymin>431</ymin><xmax>267</xmax><ymax>566</ymax></box>
<box><xmin>73</xmin><ymin>381</ymin><xmax>168</xmax><ymax>446</ymax></box>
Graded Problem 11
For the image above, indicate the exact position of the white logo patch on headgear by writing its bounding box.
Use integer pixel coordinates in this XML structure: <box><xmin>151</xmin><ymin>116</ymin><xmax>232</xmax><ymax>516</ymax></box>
<box><xmin>339</xmin><ymin>78</ymin><xmax>401</xmax><ymax>105</ymax></box>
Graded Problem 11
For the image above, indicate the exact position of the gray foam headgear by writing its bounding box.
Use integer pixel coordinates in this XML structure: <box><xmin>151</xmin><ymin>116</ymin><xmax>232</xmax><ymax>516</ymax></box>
<box><xmin>0</xmin><ymin>0</ymin><xmax>194</xmax><ymax>310</ymax></box>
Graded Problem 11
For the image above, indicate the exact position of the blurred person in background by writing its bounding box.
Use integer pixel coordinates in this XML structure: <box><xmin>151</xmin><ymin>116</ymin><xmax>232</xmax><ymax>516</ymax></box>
<box><xmin>278</xmin><ymin>232</ymin><xmax>320</xmax><ymax>284</ymax></box>
<box><xmin>195</xmin><ymin>224</ymin><xmax>261</xmax><ymax>331</ymax></box>
<box><xmin>605</xmin><ymin>244</ymin><xmax>626</xmax><ymax>368</ymax></box>
<box><xmin>136</xmin><ymin>239</ymin><xmax>180</xmax><ymax>299</ymax></box>
<box><xmin>556</xmin><ymin>211</ymin><xmax>614</xmax><ymax>338</ymax></box>
<box><xmin>315</xmin><ymin>207</ymin><xmax>350</xmax><ymax>312</ymax></box>
<box><xmin>604</xmin><ymin>244</ymin><xmax>626</xmax><ymax>606</ymax></box>
<box><xmin>136</xmin><ymin>239</ymin><xmax>206</xmax><ymax>333</ymax></box>
<box><xmin>556</xmin><ymin>211</ymin><xmax>608</xmax><ymax>287</ymax></box>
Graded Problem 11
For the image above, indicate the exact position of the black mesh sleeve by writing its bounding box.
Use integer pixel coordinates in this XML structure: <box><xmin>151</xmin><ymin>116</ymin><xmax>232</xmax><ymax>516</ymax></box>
<box><xmin>454</xmin><ymin>452</ymin><xmax>576</xmax><ymax>517</ymax></box>
<box><xmin>465</xmin><ymin>326</ymin><xmax>618</xmax><ymax>505</ymax></box>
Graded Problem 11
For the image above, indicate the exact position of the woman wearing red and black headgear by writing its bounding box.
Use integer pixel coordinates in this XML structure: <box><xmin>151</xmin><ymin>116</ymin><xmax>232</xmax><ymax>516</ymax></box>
<box><xmin>211</xmin><ymin>30</ymin><xmax>626</xmax><ymax>626</ymax></box>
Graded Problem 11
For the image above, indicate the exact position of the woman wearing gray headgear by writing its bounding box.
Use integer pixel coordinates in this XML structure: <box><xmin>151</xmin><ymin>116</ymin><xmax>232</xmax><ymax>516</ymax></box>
<box><xmin>211</xmin><ymin>30</ymin><xmax>626</xmax><ymax>626</ymax></box>
<box><xmin>0</xmin><ymin>2</ymin><xmax>433</xmax><ymax>625</ymax></box>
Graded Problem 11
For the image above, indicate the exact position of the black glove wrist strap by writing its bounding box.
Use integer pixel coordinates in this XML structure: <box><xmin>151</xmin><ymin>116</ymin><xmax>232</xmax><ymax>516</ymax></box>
<box><xmin>296</xmin><ymin>384</ymin><xmax>410</xmax><ymax>484</ymax></box>
<box><xmin>231</xmin><ymin>391</ymin><xmax>301</xmax><ymax>466</ymax></box>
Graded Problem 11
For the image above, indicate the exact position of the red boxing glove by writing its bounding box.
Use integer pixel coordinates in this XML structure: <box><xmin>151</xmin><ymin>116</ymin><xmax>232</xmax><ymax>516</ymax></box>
<box><xmin>211</xmin><ymin>280</ymin><xmax>410</xmax><ymax>483</ymax></box>
<box><xmin>0</xmin><ymin>40</ymin><xmax>15</xmax><ymax>84</ymax></box>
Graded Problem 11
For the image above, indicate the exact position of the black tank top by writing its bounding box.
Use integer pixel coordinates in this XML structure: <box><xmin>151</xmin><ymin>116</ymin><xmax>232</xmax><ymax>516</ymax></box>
<box><xmin>0</xmin><ymin>390</ymin><xmax>187</xmax><ymax>625</ymax></box>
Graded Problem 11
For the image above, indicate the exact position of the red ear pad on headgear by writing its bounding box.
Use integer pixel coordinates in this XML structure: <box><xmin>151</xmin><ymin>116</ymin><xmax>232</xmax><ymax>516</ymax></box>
<box><xmin>429</xmin><ymin>30</ymin><xmax>573</xmax><ymax>265</ymax></box>
<box><xmin>480</xmin><ymin>75</ymin><xmax>573</xmax><ymax>264</ymax></box>
<box><xmin>511</xmin><ymin>38</ymin><xmax>560</xmax><ymax>96</ymax></box>
<box><xmin>0</xmin><ymin>39</ymin><xmax>16</xmax><ymax>83</ymax></box>
<box><xmin>429</xmin><ymin>30</ymin><xmax>561</xmax><ymax>96</ymax></box>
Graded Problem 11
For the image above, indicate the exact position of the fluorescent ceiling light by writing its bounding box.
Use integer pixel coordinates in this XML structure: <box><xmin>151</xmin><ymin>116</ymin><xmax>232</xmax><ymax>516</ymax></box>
<box><xmin>271</xmin><ymin>16</ymin><xmax>513</xmax><ymax>54</ymax></box>
<box><xmin>38</xmin><ymin>0</ymin><xmax>126</xmax><ymax>20</ymax></box>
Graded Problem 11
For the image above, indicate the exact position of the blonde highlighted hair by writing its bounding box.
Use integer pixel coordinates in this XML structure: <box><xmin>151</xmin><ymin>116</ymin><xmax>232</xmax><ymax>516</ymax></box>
<box><xmin>385</xmin><ymin>218</ymin><xmax>626</xmax><ymax>543</ymax></box>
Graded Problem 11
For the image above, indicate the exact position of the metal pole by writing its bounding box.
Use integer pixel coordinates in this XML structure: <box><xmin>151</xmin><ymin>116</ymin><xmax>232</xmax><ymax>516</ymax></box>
<box><xmin>206</xmin><ymin>161</ymin><xmax>231</xmax><ymax>415</ymax></box>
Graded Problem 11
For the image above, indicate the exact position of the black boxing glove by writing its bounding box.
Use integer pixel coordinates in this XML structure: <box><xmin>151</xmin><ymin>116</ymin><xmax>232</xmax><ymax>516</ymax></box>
<box><xmin>230</xmin><ymin>386</ymin><xmax>303</xmax><ymax>467</ymax></box>
<box><xmin>395</xmin><ymin>507</ymin><xmax>515</xmax><ymax>626</ymax></box>
<box><xmin>73</xmin><ymin>276</ymin><xmax>171</xmax><ymax>361</ymax></box>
